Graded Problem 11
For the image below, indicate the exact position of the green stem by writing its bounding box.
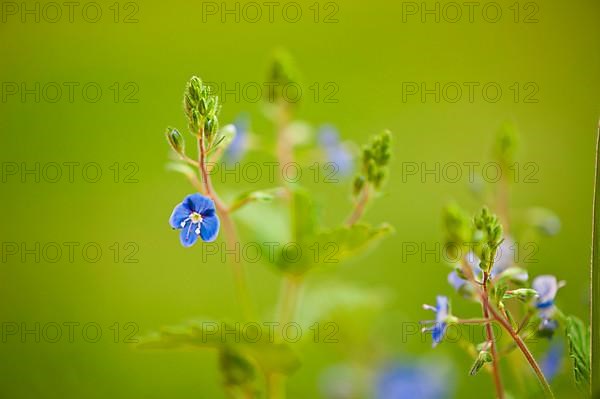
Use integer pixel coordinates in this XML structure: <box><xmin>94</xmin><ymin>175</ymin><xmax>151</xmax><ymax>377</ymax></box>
<box><xmin>277</xmin><ymin>274</ymin><xmax>302</xmax><ymax>327</ymax></box>
<box><xmin>591</xmin><ymin>120</ymin><xmax>600</xmax><ymax>397</ymax></box>
<box><xmin>346</xmin><ymin>185</ymin><xmax>370</xmax><ymax>226</ymax></box>
<box><xmin>197</xmin><ymin>132</ymin><xmax>255</xmax><ymax>320</ymax></box>
<box><xmin>482</xmin><ymin>272</ymin><xmax>505</xmax><ymax>399</ymax></box>
<box><xmin>266</xmin><ymin>373</ymin><xmax>286</xmax><ymax>399</ymax></box>
<box><xmin>487</xmin><ymin>301</ymin><xmax>555</xmax><ymax>398</ymax></box>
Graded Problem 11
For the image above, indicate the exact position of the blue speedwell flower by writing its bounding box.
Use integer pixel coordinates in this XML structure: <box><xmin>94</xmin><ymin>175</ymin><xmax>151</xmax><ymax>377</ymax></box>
<box><xmin>532</xmin><ymin>275</ymin><xmax>565</xmax><ymax>334</ymax></box>
<box><xmin>448</xmin><ymin>238</ymin><xmax>528</xmax><ymax>293</ymax></box>
<box><xmin>376</xmin><ymin>362</ymin><xmax>450</xmax><ymax>399</ymax></box>
<box><xmin>318</xmin><ymin>124</ymin><xmax>353</xmax><ymax>177</ymax></box>
<box><xmin>422</xmin><ymin>296</ymin><xmax>452</xmax><ymax>347</ymax></box>
<box><xmin>540</xmin><ymin>341</ymin><xmax>563</xmax><ymax>381</ymax></box>
<box><xmin>223</xmin><ymin>114</ymin><xmax>249</xmax><ymax>164</ymax></box>
<box><xmin>169</xmin><ymin>193</ymin><xmax>220</xmax><ymax>247</ymax></box>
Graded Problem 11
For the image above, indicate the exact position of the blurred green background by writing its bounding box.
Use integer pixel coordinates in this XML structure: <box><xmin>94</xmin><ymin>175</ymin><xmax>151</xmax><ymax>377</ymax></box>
<box><xmin>1</xmin><ymin>0</ymin><xmax>599</xmax><ymax>397</ymax></box>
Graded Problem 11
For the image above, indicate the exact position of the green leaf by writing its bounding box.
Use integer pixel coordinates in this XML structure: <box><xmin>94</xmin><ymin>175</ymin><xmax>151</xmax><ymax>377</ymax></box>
<box><xmin>291</xmin><ymin>188</ymin><xmax>317</xmax><ymax>242</ymax></box>
<box><xmin>235</xmin><ymin>202</ymin><xmax>291</xmax><ymax>243</ymax></box>
<box><xmin>296</xmin><ymin>281</ymin><xmax>390</xmax><ymax>330</ymax></box>
<box><xmin>565</xmin><ymin>316</ymin><xmax>591</xmax><ymax>391</ymax></box>
<box><xmin>137</xmin><ymin>320</ymin><xmax>301</xmax><ymax>376</ymax></box>
<box><xmin>275</xmin><ymin>223</ymin><xmax>394</xmax><ymax>274</ymax></box>
<box><xmin>240</xmin><ymin>342</ymin><xmax>301</xmax><ymax>375</ymax></box>
<box><xmin>229</xmin><ymin>188</ymin><xmax>285</xmax><ymax>213</ymax></box>
<box><xmin>166</xmin><ymin>161</ymin><xmax>197</xmax><ymax>180</ymax></box>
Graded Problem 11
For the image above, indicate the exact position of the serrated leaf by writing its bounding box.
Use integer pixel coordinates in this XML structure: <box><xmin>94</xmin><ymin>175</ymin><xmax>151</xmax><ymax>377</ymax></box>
<box><xmin>240</xmin><ymin>342</ymin><xmax>301</xmax><ymax>375</ymax></box>
<box><xmin>565</xmin><ymin>316</ymin><xmax>590</xmax><ymax>391</ymax></box>
<box><xmin>275</xmin><ymin>223</ymin><xmax>394</xmax><ymax>274</ymax></box>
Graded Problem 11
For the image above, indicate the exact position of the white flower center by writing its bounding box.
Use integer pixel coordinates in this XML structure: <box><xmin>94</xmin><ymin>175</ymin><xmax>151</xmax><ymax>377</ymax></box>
<box><xmin>190</xmin><ymin>212</ymin><xmax>203</xmax><ymax>224</ymax></box>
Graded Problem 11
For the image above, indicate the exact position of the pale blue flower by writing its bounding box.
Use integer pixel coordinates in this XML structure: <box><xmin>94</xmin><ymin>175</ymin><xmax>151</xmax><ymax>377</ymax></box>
<box><xmin>223</xmin><ymin>114</ymin><xmax>249</xmax><ymax>164</ymax></box>
<box><xmin>532</xmin><ymin>275</ymin><xmax>565</xmax><ymax>335</ymax></box>
<box><xmin>540</xmin><ymin>341</ymin><xmax>563</xmax><ymax>381</ymax></box>
<box><xmin>318</xmin><ymin>125</ymin><xmax>353</xmax><ymax>177</ymax></box>
<box><xmin>376</xmin><ymin>362</ymin><xmax>449</xmax><ymax>399</ymax></box>
<box><xmin>448</xmin><ymin>239</ymin><xmax>528</xmax><ymax>293</ymax></box>
<box><xmin>422</xmin><ymin>296</ymin><xmax>450</xmax><ymax>347</ymax></box>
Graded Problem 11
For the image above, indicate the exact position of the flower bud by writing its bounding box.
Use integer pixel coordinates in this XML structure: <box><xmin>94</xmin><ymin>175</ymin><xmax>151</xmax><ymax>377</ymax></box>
<box><xmin>353</xmin><ymin>176</ymin><xmax>365</xmax><ymax>196</ymax></box>
<box><xmin>166</xmin><ymin>128</ymin><xmax>184</xmax><ymax>154</ymax></box>
<box><xmin>469</xmin><ymin>350</ymin><xmax>492</xmax><ymax>376</ymax></box>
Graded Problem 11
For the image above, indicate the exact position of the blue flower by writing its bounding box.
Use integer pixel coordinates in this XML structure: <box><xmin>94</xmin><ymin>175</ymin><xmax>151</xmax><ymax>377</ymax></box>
<box><xmin>318</xmin><ymin>125</ymin><xmax>353</xmax><ymax>177</ymax></box>
<box><xmin>223</xmin><ymin>114</ymin><xmax>249</xmax><ymax>164</ymax></box>
<box><xmin>532</xmin><ymin>275</ymin><xmax>564</xmax><ymax>316</ymax></box>
<box><xmin>447</xmin><ymin>270</ymin><xmax>467</xmax><ymax>292</ymax></box>
<box><xmin>422</xmin><ymin>296</ymin><xmax>450</xmax><ymax>347</ymax></box>
<box><xmin>375</xmin><ymin>362</ymin><xmax>450</xmax><ymax>399</ymax></box>
<box><xmin>169</xmin><ymin>193</ymin><xmax>220</xmax><ymax>247</ymax></box>
<box><xmin>447</xmin><ymin>251</ymin><xmax>479</xmax><ymax>293</ymax></box>
<box><xmin>532</xmin><ymin>275</ymin><xmax>565</xmax><ymax>335</ymax></box>
<box><xmin>448</xmin><ymin>239</ymin><xmax>528</xmax><ymax>293</ymax></box>
<box><xmin>540</xmin><ymin>341</ymin><xmax>563</xmax><ymax>381</ymax></box>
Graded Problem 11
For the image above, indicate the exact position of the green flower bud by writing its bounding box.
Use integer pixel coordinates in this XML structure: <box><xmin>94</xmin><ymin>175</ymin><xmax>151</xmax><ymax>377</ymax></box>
<box><xmin>443</xmin><ymin>204</ymin><xmax>472</xmax><ymax>245</ymax></box>
<box><xmin>266</xmin><ymin>50</ymin><xmax>301</xmax><ymax>104</ymax></box>
<box><xmin>166</xmin><ymin>128</ymin><xmax>184</xmax><ymax>154</ymax></box>
<box><xmin>353</xmin><ymin>175</ymin><xmax>366</xmax><ymax>196</ymax></box>
<box><xmin>204</xmin><ymin>115</ymin><xmax>219</xmax><ymax>142</ymax></box>
<box><xmin>469</xmin><ymin>350</ymin><xmax>492</xmax><ymax>376</ymax></box>
<box><xmin>219</xmin><ymin>345</ymin><xmax>256</xmax><ymax>389</ymax></box>
<box><xmin>494</xmin><ymin>122</ymin><xmax>519</xmax><ymax>166</ymax></box>
<box><xmin>503</xmin><ymin>288</ymin><xmax>539</xmax><ymax>302</ymax></box>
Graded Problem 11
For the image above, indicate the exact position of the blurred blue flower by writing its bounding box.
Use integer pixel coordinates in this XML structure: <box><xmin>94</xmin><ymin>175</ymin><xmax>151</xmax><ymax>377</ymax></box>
<box><xmin>318</xmin><ymin>124</ymin><xmax>353</xmax><ymax>177</ymax></box>
<box><xmin>422</xmin><ymin>296</ymin><xmax>450</xmax><ymax>347</ymax></box>
<box><xmin>447</xmin><ymin>270</ymin><xmax>467</xmax><ymax>292</ymax></box>
<box><xmin>447</xmin><ymin>251</ymin><xmax>479</xmax><ymax>293</ymax></box>
<box><xmin>532</xmin><ymin>275</ymin><xmax>563</xmax><ymax>317</ymax></box>
<box><xmin>376</xmin><ymin>363</ymin><xmax>449</xmax><ymax>399</ymax></box>
<box><xmin>223</xmin><ymin>114</ymin><xmax>249</xmax><ymax>164</ymax></box>
<box><xmin>448</xmin><ymin>239</ymin><xmax>528</xmax><ymax>293</ymax></box>
<box><xmin>540</xmin><ymin>341</ymin><xmax>563</xmax><ymax>381</ymax></box>
<box><xmin>169</xmin><ymin>193</ymin><xmax>220</xmax><ymax>247</ymax></box>
<box><xmin>532</xmin><ymin>275</ymin><xmax>565</xmax><ymax>335</ymax></box>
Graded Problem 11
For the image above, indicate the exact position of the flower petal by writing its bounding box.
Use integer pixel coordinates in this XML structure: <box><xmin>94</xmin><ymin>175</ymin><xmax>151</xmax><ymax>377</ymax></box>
<box><xmin>169</xmin><ymin>202</ymin><xmax>191</xmax><ymax>229</ymax></box>
<box><xmin>431</xmin><ymin>322</ymin><xmax>447</xmax><ymax>347</ymax></box>
<box><xmin>199</xmin><ymin>214</ymin><xmax>220</xmax><ymax>242</ymax></box>
<box><xmin>435</xmin><ymin>296</ymin><xmax>449</xmax><ymax>321</ymax></box>
<box><xmin>533</xmin><ymin>275</ymin><xmax>558</xmax><ymax>304</ymax></box>
<box><xmin>492</xmin><ymin>237</ymin><xmax>515</xmax><ymax>275</ymax></box>
<box><xmin>184</xmin><ymin>193</ymin><xmax>216</xmax><ymax>214</ymax></box>
<box><xmin>179</xmin><ymin>222</ymin><xmax>199</xmax><ymax>247</ymax></box>
<box><xmin>540</xmin><ymin>341</ymin><xmax>563</xmax><ymax>381</ymax></box>
<box><xmin>447</xmin><ymin>271</ymin><xmax>466</xmax><ymax>291</ymax></box>
<box><xmin>465</xmin><ymin>251</ymin><xmax>481</xmax><ymax>272</ymax></box>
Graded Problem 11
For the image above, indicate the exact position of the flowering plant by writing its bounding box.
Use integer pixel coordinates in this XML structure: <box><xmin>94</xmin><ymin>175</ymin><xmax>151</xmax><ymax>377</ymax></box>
<box><xmin>139</xmin><ymin>54</ymin><xmax>394</xmax><ymax>398</ymax></box>
<box><xmin>422</xmin><ymin>126</ymin><xmax>591</xmax><ymax>398</ymax></box>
